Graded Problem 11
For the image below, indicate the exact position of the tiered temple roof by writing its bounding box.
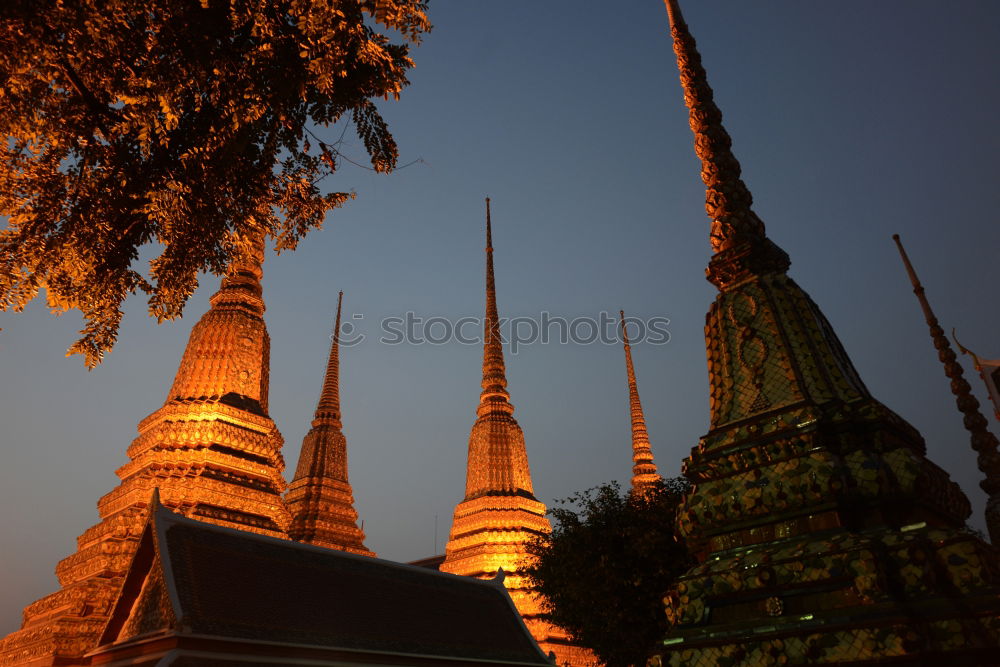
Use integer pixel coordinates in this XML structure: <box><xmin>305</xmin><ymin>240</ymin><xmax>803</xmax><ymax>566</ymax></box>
<box><xmin>651</xmin><ymin>1</ymin><xmax>1000</xmax><ymax>664</ymax></box>
<box><xmin>285</xmin><ymin>291</ymin><xmax>375</xmax><ymax>556</ymax></box>
<box><xmin>0</xmin><ymin>246</ymin><xmax>292</xmax><ymax>666</ymax></box>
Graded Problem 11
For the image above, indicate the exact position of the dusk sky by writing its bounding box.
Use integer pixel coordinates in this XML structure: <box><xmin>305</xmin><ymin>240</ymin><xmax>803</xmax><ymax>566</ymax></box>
<box><xmin>2</xmin><ymin>1</ymin><xmax>999</xmax><ymax>635</ymax></box>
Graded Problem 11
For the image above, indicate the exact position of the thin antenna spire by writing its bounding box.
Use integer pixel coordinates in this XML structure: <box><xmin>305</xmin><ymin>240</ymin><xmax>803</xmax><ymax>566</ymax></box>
<box><xmin>480</xmin><ymin>197</ymin><xmax>512</xmax><ymax>415</ymax></box>
<box><xmin>620</xmin><ymin>310</ymin><xmax>659</xmax><ymax>492</ymax></box>
<box><xmin>893</xmin><ymin>234</ymin><xmax>1000</xmax><ymax>543</ymax></box>
<box><xmin>315</xmin><ymin>291</ymin><xmax>344</xmax><ymax>426</ymax></box>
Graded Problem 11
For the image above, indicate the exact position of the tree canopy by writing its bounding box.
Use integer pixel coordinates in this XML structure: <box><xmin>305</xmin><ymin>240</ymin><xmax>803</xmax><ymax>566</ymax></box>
<box><xmin>0</xmin><ymin>0</ymin><xmax>429</xmax><ymax>366</ymax></box>
<box><xmin>523</xmin><ymin>479</ymin><xmax>694</xmax><ymax>667</ymax></box>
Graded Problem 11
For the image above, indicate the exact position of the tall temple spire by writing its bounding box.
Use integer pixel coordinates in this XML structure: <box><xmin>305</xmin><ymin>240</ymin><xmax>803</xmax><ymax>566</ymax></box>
<box><xmin>441</xmin><ymin>200</ymin><xmax>593</xmax><ymax>666</ymax></box>
<box><xmin>892</xmin><ymin>234</ymin><xmax>1000</xmax><ymax>542</ymax></box>
<box><xmin>653</xmin><ymin>2</ymin><xmax>1000</xmax><ymax>663</ymax></box>
<box><xmin>480</xmin><ymin>197</ymin><xmax>513</xmax><ymax>416</ymax></box>
<box><xmin>0</xmin><ymin>242</ymin><xmax>292</xmax><ymax>665</ymax></box>
<box><xmin>285</xmin><ymin>292</ymin><xmax>374</xmax><ymax>556</ymax></box>
<box><xmin>619</xmin><ymin>310</ymin><xmax>659</xmax><ymax>492</ymax></box>
<box><xmin>664</xmin><ymin>0</ymin><xmax>789</xmax><ymax>289</ymax></box>
<box><xmin>317</xmin><ymin>291</ymin><xmax>345</xmax><ymax>425</ymax></box>
<box><xmin>663</xmin><ymin>0</ymin><xmax>763</xmax><ymax>253</ymax></box>
<box><xmin>460</xmin><ymin>198</ymin><xmax>533</xmax><ymax>498</ymax></box>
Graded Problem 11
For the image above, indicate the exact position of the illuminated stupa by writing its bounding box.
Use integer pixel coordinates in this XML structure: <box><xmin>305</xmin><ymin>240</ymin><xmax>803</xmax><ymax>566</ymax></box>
<box><xmin>620</xmin><ymin>309</ymin><xmax>661</xmax><ymax>494</ymax></box>
<box><xmin>440</xmin><ymin>199</ymin><xmax>596</xmax><ymax>666</ymax></box>
<box><xmin>0</xmin><ymin>248</ymin><xmax>292</xmax><ymax>666</ymax></box>
<box><xmin>651</xmin><ymin>1</ymin><xmax>1000</xmax><ymax>664</ymax></box>
<box><xmin>285</xmin><ymin>290</ymin><xmax>375</xmax><ymax>556</ymax></box>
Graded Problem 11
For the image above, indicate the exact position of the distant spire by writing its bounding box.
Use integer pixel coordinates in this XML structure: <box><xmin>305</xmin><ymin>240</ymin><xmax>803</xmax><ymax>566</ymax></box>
<box><xmin>456</xmin><ymin>198</ymin><xmax>534</xmax><ymax>497</ymax></box>
<box><xmin>620</xmin><ymin>310</ymin><xmax>659</xmax><ymax>492</ymax></box>
<box><xmin>286</xmin><ymin>291</ymin><xmax>374</xmax><ymax>556</ymax></box>
<box><xmin>480</xmin><ymin>197</ymin><xmax>513</xmax><ymax>417</ymax></box>
<box><xmin>893</xmin><ymin>234</ymin><xmax>1000</xmax><ymax>543</ymax></box>
<box><xmin>314</xmin><ymin>291</ymin><xmax>344</xmax><ymax>427</ymax></box>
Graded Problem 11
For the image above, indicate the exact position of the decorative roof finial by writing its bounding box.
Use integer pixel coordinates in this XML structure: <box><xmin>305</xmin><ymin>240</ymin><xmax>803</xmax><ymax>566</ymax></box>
<box><xmin>620</xmin><ymin>310</ymin><xmax>659</xmax><ymax>492</ymax></box>
<box><xmin>480</xmin><ymin>197</ymin><xmax>512</xmax><ymax>416</ymax></box>
<box><xmin>893</xmin><ymin>233</ymin><xmax>1000</xmax><ymax>543</ymax></box>
<box><xmin>954</xmin><ymin>331</ymin><xmax>1000</xmax><ymax>423</ymax></box>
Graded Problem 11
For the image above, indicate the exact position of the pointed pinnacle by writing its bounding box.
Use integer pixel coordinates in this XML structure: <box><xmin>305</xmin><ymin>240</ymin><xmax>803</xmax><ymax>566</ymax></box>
<box><xmin>663</xmin><ymin>0</ymin><xmax>766</xmax><ymax>253</ymax></box>
<box><xmin>480</xmin><ymin>198</ymin><xmax>512</xmax><ymax>416</ymax></box>
<box><xmin>893</xmin><ymin>234</ymin><xmax>1000</xmax><ymax>543</ymax></box>
<box><xmin>315</xmin><ymin>290</ymin><xmax>344</xmax><ymax>427</ymax></box>
<box><xmin>620</xmin><ymin>310</ymin><xmax>658</xmax><ymax>491</ymax></box>
<box><xmin>486</xmin><ymin>196</ymin><xmax>493</xmax><ymax>251</ymax></box>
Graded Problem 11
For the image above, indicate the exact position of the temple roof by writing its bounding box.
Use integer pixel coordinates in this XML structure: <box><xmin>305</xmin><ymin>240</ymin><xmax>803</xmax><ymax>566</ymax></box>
<box><xmin>93</xmin><ymin>497</ymin><xmax>552</xmax><ymax>666</ymax></box>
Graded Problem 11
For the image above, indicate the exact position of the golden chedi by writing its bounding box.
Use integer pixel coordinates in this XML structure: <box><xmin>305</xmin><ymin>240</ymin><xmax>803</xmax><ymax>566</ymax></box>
<box><xmin>0</xmin><ymin>247</ymin><xmax>291</xmax><ymax>666</ymax></box>
<box><xmin>285</xmin><ymin>290</ymin><xmax>375</xmax><ymax>556</ymax></box>
<box><xmin>651</xmin><ymin>2</ymin><xmax>1000</xmax><ymax>664</ymax></box>
<box><xmin>440</xmin><ymin>200</ymin><xmax>597</xmax><ymax>666</ymax></box>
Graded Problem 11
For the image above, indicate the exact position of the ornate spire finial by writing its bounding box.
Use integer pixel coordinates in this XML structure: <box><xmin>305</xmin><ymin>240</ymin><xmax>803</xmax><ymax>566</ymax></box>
<box><xmin>314</xmin><ymin>291</ymin><xmax>344</xmax><ymax>427</ymax></box>
<box><xmin>893</xmin><ymin>233</ymin><xmax>1000</xmax><ymax>543</ymax></box>
<box><xmin>480</xmin><ymin>197</ymin><xmax>512</xmax><ymax>416</ymax></box>
<box><xmin>441</xmin><ymin>199</ymin><xmax>574</xmax><ymax>661</ymax></box>
<box><xmin>663</xmin><ymin>0</ymin><xmax>765</xmax><ymax>252</ymax></box>
<box><xmin>663</xmin><ymin>0</ymin><xmax>789</xmax><ymax>289</ymax></box>
<box><xmin>620</xmin><ymin>310</ymin><xmax>659</xmax><ymax>492</ymax></box>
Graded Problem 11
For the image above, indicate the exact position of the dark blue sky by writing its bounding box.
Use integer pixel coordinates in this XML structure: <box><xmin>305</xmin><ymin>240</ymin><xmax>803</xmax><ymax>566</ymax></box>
<box><xmin>2</xmin><ymin>1</ymin><xmax>999</xmax><ymax>634</ymax></box>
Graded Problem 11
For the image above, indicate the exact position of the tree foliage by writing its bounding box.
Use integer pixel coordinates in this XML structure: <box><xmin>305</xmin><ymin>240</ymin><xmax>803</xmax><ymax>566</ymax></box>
<box><xmin>524</xmin><ymin>479</ymin><xmax>694</xmax><ymax>667</ymax></box>
<box><xmin>0</xmin><ymin>0</ymin><xmax>429</xmax><ymax>366</ymax></box>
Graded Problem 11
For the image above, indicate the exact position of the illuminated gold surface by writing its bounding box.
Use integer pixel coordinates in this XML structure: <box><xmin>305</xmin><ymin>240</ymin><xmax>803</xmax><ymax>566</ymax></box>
<box><xmin>286</xmin><ymin>291</ymin><xmax>374</xmax><ymax>556</ymax></box>
<box><xmin>620</xmin><ymin>310</ymin><xmax>660</xmax><ymax>494</ymax></box>
<box><xmin>0</xmin><ymin>254</ymin><xmax>292</xmax><ymax>666</ymax></box>
<box><xmin>441</xmin><ymin>201</ymin><xmax>597</xmax><ymax>667</ymax></box>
